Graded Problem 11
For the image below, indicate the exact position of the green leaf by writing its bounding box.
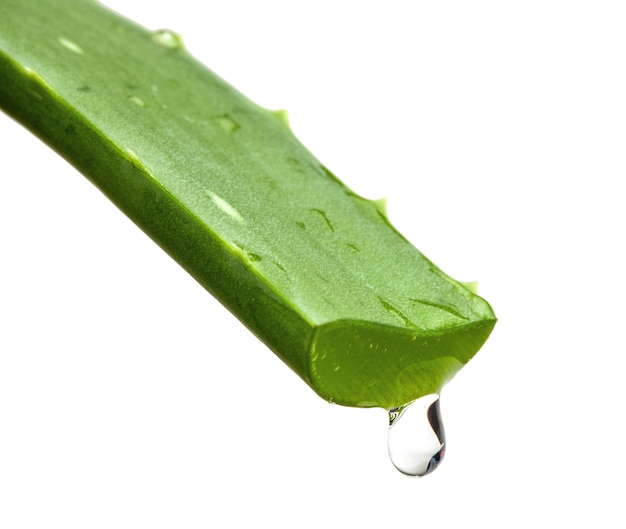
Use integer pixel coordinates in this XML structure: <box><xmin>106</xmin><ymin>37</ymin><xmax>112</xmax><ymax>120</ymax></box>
<box><xmin>0</xmin><ymin>0</ymin><xmax>495</xmax><ymax>409</ymax></box>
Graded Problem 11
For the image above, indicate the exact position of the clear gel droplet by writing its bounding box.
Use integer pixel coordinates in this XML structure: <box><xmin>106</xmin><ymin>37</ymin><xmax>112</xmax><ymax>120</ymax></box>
<box><xmin>213</xmin><ymin>113</ymin><xmax>240</xmax><ymax>132</ymax></box>
<box><xmin>152</xmin><ymin>29</ymin><xmax>184</xmax><ymax>50</ymax></box>
<box><xmin>387</xmin><ymin>393</ymin><xmax>445</xmax><ymax>476</ymax></box>
<box><xmin>128</xmin><ymin>95</ymin><xmax>145</xmax><ymax>107</ymax></box>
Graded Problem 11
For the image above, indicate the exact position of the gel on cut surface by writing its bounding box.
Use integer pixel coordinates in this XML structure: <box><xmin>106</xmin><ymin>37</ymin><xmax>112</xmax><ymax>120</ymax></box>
<box><xmin>0</xmin><ymin>0</ymin><xmax>496</xmax><ymax>410</ymax></box>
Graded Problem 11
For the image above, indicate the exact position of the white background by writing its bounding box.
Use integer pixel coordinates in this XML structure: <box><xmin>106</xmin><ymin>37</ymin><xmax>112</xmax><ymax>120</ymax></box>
<box><xmin>1</xmin><ymin>1</ymin><xmax>624</xmax><ymax>527</ymax></box>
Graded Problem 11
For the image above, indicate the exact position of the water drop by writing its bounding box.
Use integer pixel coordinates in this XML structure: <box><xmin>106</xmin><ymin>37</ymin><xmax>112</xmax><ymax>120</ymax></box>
<box><xmin>128</xmin><ymin>95</ymin><xmax>145</xmax><ymax>107</ymax></box>
<box><xmin>387</xmin><ymin>393</ymin><xmax>445</xmax><ymax>477</ymax></box>
<box><xmin>207</xmin><ymin>191</ymin><xmax>244</xmax><ymax>222</ymax></box>
<box><xmin>152</xmin><ymin>29</ymin><xmax>184</xmax><ymax>50</ymax></box>
<box><xmin>58</xmin><ymin>37</ymin><xmax>83</xmax><ymax>55</ymax></box>
<box><xmin>213</xmin><ymin>114</ymin><xmax>240</xmax><ymax>132</ymax></box>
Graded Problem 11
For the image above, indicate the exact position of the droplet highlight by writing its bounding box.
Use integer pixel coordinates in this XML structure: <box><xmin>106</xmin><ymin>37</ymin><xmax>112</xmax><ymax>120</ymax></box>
<box><xmin>387</xmin><ymin>393</ymin><xmax>445</xmax><ymax>476</ymax></box>
<box><xmin>58</xmin><ymin>37</ymin><xmax>83</xmax><ymax>55</ymax></box>
<box><xmin>207</xmin><ymin>191</ymin><xmax>244</xmax><ymax>222</ymax></box>
<box><xmin>152</xmin><ymin>29</ymin><xmax>184</xmax><ymax>50</ymax></box>
<box><xmin>213</xmin><ymin>114</ymin><xmax>240</xmax><ymax>132</ymax></box>
<box><xmin>128</xmin><ymin>95</ymin><xmax>145</xmax><ymax>107</ymax></box>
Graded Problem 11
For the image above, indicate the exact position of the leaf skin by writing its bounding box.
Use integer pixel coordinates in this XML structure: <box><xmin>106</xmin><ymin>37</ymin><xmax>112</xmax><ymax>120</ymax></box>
<box><xmin>0</xmin><ymin>0</ymin><xmax>495</xmax><ymax>409</ymax></box>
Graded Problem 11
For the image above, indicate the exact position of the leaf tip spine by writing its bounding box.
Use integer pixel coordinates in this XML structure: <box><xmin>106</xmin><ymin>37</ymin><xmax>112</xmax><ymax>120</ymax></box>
<box><xmin>271</xmin><ymin>108</ymin><xmax>292</xmax><ymax>131</ymax></box>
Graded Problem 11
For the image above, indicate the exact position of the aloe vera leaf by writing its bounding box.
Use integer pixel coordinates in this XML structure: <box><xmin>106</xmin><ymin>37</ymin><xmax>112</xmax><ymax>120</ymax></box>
<box><xmin>0</xmin><ymin>0</ymin><xmax>495</xmax><ymax>409</ymax></box>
